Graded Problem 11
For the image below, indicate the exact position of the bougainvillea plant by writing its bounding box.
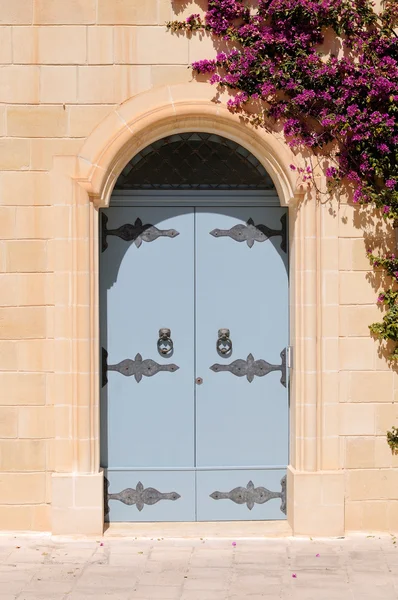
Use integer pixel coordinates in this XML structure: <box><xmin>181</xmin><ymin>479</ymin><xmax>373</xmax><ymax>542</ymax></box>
<box><xmin>387</xmin><ymin>425</ymin><xmax>398</xmax><ymax>454</ymax></box>
<box><xmin>167</xmin><ymin>0</ymin><xmax>398</xmax><ymax>358</ymax></box>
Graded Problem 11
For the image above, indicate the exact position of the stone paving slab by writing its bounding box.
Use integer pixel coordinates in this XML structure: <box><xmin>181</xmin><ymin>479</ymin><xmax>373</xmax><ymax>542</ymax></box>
<box><xmin>0</xmin><ymin>534</ymin><xmax>397</xmax><ymax>599</ymax></box>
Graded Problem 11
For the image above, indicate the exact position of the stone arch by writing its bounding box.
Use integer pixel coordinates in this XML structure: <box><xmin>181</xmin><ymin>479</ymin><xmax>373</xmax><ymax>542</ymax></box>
<box><xmin>74</xmin><ymin>83</ymin><xmax>299</xmax><ymax>207</ymax></box>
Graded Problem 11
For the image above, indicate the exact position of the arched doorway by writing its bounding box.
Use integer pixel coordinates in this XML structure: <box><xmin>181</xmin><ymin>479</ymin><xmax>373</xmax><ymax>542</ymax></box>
<box><xmin>100</xmin><ymin>133</ymin><xmax>289</xmax><ymax>523</ymax></box>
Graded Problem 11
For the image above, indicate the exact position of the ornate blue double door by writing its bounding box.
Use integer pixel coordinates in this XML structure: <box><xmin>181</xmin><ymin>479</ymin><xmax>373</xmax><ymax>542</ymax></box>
<box><xmin>100</xmin><ymin>201</ymin><xmax>289</xmax><ymax>522</ymax></box>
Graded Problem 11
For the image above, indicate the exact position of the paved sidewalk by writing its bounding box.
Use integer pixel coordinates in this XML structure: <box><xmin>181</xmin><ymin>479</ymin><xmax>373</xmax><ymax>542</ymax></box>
<box><xmin>0</xmin><ymin>533</ymin><xmax>397</xmax><ymax>599</ymax></box>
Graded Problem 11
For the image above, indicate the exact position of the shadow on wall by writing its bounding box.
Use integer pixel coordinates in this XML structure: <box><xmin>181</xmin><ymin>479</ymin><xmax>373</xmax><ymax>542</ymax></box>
<box><xmin>345</xmin><ymin>200</ymin><xmax>398</xmax><ymax>368</ymax></box>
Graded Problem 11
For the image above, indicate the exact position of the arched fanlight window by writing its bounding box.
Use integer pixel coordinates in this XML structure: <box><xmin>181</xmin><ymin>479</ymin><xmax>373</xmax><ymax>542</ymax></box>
<box><xmin>115</xmin><ymin>133</ymin><xmax>276</xmax><ymax>190</ymax></box>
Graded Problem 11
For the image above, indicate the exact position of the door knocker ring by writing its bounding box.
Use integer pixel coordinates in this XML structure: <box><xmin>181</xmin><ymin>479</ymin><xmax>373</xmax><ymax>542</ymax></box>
<box><xmin>216</xmin><ymin>329</ymin><xmax>232</xmax><ymax>358</ymax></box>
<box><xmin>157</xmin><ymin>328</ymin><xmax>174</xmax><ymax>357</ymax></box>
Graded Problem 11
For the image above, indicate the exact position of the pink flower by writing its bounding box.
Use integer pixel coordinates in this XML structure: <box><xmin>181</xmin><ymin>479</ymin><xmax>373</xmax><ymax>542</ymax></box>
<box><xmin>378</xmin><ymin>294</ymin><xmax>385</xmax><ymax>303</ymax></box>
<box><xmin>289</xmin><ymin>164</ymin><xmax>296</xmax><ymax>171</ymax></box>
<box><xmin>326</xmin><ymin>167</ymin><xmax>337</xmax><ymax>178</ymax></box>
<box><xmin>232</xmin><ymin>541</ymin><xmax>236</xmax><ymax>547</ymax></box>
<box><xmin>316</xmin><ymin>553</ymin><xmax>320</xmax><ymax>557</ymax></box>
<box><xmin>292</xmin><ymin>573</ymin><xmax>297</xmax><ymax>578</ymax></box>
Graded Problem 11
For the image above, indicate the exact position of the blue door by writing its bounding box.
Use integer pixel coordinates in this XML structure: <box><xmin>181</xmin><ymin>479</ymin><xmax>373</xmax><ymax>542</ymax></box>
<box><xmin>100</xmin><ymin>203</ymin><xmax>288</xmax><ymax>522</ymax></box>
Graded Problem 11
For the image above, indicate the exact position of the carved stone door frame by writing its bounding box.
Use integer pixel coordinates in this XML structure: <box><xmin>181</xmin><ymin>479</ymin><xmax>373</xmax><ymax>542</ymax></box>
<box><xmin>49</xmin><ymin>82</ymin><xmax>343</xmax><ymax>536</ymax></box>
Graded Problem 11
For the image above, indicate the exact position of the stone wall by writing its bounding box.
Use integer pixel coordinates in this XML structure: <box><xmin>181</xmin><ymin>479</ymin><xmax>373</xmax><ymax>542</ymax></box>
<box><xmin>0</xmin><ymin>0</ymin><xmax>396</xmax><ymax>534</ymax></box>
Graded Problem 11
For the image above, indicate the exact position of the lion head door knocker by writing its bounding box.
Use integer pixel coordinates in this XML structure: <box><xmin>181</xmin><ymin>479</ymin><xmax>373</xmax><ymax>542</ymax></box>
<box><xmin>157</xmin><ymin>328</ymin><xmax>174</xmax><ymax>357</ymax></box>
<box><xmin>216</xmin><ymin>328</ymin><xmax>233</xmax><ymax>358</ymax></box>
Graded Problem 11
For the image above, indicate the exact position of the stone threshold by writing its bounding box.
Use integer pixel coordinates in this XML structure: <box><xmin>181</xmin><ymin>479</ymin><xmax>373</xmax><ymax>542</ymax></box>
<box><xmin>104</xmin><ymin>521</ymin><xmax>292</xmax><ymax>539</ymax></box>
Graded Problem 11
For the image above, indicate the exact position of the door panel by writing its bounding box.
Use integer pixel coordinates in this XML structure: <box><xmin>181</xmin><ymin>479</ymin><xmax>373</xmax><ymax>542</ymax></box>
<box><xmin>100</xmin><ymin>204</ymin><xmax>289</xmax><ymax>523</ymax></box>
<box><xmin>100</xmin><ymin>207</ymin><xmax>195</xmax><ymax>522</ymax></box>
<box><xmin>196</xmin><ymin>469</ymin><xmax>286</xmax><ymax>521</ymax></box>
<box><xmin>195</xmin><ymin>207</ymin><xmax>288</xmax><ymax>520</ymax></box>
<box><xmin>104</xmin><ymin>470</ymin><xmax>196</xmax><ymax>522</ymax></box>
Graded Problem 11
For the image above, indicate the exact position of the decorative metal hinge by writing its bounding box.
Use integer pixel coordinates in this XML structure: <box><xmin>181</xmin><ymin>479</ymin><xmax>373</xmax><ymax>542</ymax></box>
<box><xmin>101</xmin><ymin>213</ymin><xmax>179</xmax><ymax>252</ymax></box>
<box><xmin>102</xmin><ymin>347</ymin><xmax>179</xmax><ymax>386</ymax></box>
<box><xmin>210</xmin><ymin>214</ymin><xmax>287</xmax><ymax>252</ymax></box>
<box><xmin>210</xmin><ymin>475</ymin><xmax>286</xmax><ymax>515</ymax></box>
<box><xmin>210</xmin><ymin>348</ymin><xmax>287</xmax><ymax>387</ymax></box>
<box><xmin>104</xmin><ymin>477</ymin><xmax>181</xmax><ymax>516</ymax></box>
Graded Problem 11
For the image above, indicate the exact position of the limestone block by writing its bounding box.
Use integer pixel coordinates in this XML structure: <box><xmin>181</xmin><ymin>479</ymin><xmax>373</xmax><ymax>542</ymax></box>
<box><xmin>68</xmin><ymin>105</ymin><xmax>115</xmax><ymax>138</ymax></box>
<box><xmin>339</xmin><ymin>305</ymin><xmax>380</xmax><ymax>337</ymax></box>
<box><xmin>5</xmin><ymin>241</ymin><xmax>48</xmax><ymax>272</ymax></box>
<box><xmin>0</xmin><ymin>207</ymin><xmax>16</xmax><ymax>239</ymax></box>
<box><xmin>151</xmin><ymin>65</ymin><xmax>193</xmax><ymax>87</ymax></box>
<box><xmin>77</xmin><ymin>65</ymin><xmax>152</xmax><ymax>104</ymax></box>
<box><xmin>15</xmin><ymin>206</ymin><xmax>70</xmax><ymax>239</ymax></box>
<box><xmin>18</xmin><ymin>406</ymin><xmax>54</xmax><ymax>438</ymax></box>
<box><xmin>0</xmin><ymin>274</ymin><xmax>18</xmax><ymax>306</ymax></box>
<box><xmin>7</xmin><ymin>106</ymin><xmax>68</xmax><ymax>138</ymax></box>
<box><xmin>13</xmin><ymin>26</ymin><xmax>86</xmax><ymax>65</ymax></box>
<box><xmin>88</xmin><ymin>26</ymin><xmax>114</xmax><ymax>64</ymax></box>
<box><xmin>47</xmin><ymin>439</ymin><xmax>74</xmax><ymax>472</ymax></box>
<box><xmin>47</xmin><ymin>373</ymin><xmax>73</xmax><ymax>407</ymax></box>
<box><xmin>0</xmin><ymin>506</ymin><xmax>32</xmax><ymax>530</ymax></box>
<box><xmin>346</xmin><ymin>468</ymin><xmax>398</xmax><ymax>501</ymax></box>
<box><xmin>339</xmin><ymin>403</ymin><xmax>375</xmax><ymax>435</ymax></box>
<box><xmin>0</xmin><ymin>307</ymin><xmax>47</xmax><ymax>340</ymax></box>
<box><xmin>321</xmin><ymin>306</ymin><xmax>339</xmax><ymax>338</ymax></box>
<box><xmin>33</xmin><ymin>0</ymin><xmax>96</xmax><ymax>24</ymax></box>
<box><xmin>323</xmin><ymin>403</ymin><xmax>340</xmax><ymax>437</ymax></box>
<box><xmin>339</xmin><ymin>204</ymin><xmax>372</xmax><ymax>238</ymax></box>
<box><xmin>98</xmin><ymin>0</ymin><xmax>158</xmax><ymax>25</ymax></box>
<box><xmin>349</xmin><ymin>371</ymin><xmax>394</xmax><ymax>403</ymax></box>
<box><xmin>52</xmin><ymin>472</ymin><xmax>104</xmax><ymax>535</ymax></box>
<box><xmin>339</xmin><ymin>238</ymin><xmax>371</xmax><ymax>271</ymax></box>
<box><xmin>375</xmin><ymin>403</ymin><xmax>398</xmax><ymax>435</ymax></box>
<box><xmin>0</xmin><ymin>140</ymin><xmax>30</xmax><ymax>171</ymax></box>
<box><xmin>287</xmin><ymin>467</ymin><xmax>345</xmax><ymax>536</ymax></box>
<box><xmin>0</xmin><ymin>373</ymin><xmax>46</xmax><ymax>405</ymax></box>
<box><xmin>114</xmin><ymin>27</ymin><xmax>189</xmax><ymax>64</ymax></box>
<box><xmin>0</xmin><ymin>171</ymin><xmax>53</xmax><ymax>206</ymax></box>
<box><xmin>0</xmin><ymin>27</ymin><xmax>12</xmax><ymax>63</ymax></box>
<box><xmin>0</xmin><ymin>440</ymin><xmax>46</xmax><ymax>471</ymax></box>
<box><xmin>160</xmin><ymin>0</ymin><xmax>206</xmax><ymax>22</ymax></box>
<box><xmin>17</xmin><ymin>339</ymin><xmax>54</xmax><ymax>372</ymax></box>
<box><xmin>31</xmin><ymin>504</ymin><xmax>51</xmax><ymax>531</ymax></box>
<box><xmin>0</xmin><ymin>341</ymin><xmax>18</xmax><ymax>371</ymax></box>
<box><xmin>339</xmin><ymin>272</ymin><xmax>379</xmax><ymax>305</ymax></box>
<box><xmin>323</xmin><ymin>270</ymin><xmax>339</xmax><ymax>305</ymax></box>
<box><xmin>46</xmin><ymin>239</ymin><xmax>73</xmax><ymax>271</ymax></box>
<box><xmin>0</xmin><ymin>106</ymin><xmax>5</xmax><ymax>136</ymax></box>
<box><xmin>0</xmin><ymin>407</ymin><xmax>18</xmax><ymax>438</ymax></box>
<box><xmin>31</xmin><ymin>138</ymin><xmax>82</xmax><ymax>171</ymax></box>
<box><xmin>40</xmin><ymin>66</ymin><xmax>77</xmax><ymax>103</ymax></box>
<box><xmin>322</xmin><ymin>337</ymin><xmax>340</xmax><ymax>371</ymax></box>
<box><xmin>321</xmin><ymin>436</ymin><xmax>341</xmax><ymax>470</ymax></box>
<box><xmin>0</xmin><ymin>0</ymin><xmax>33</xmax><ymax>24</ymax></box>
<box><xmin>0</xmin><ymin>473</ymin><xmax>46</xmax><ymax>503</ymax></box>
<box><xmin>0</xmin><ymin>66</ymin><xmax>40</xmax><ymax>103</ymax></box>
<box><xmin>345</xmin><ymin>437</ymin><xmax>376</xmax><ymax>469</ymax></box>
<box><xmin>374</xmin><ymin>435</ymin><xmax>398</xmax><ymax>469</ymax></box>
<box><xmin>52</xmin><ymin>406</ymin><xmax>71</xmax><ymax>439</ymax></box>
<box><xmin>189</xmin><ymin>30</ymin><xmax>222</xmax><ymax>63</ymax></box>
<box><xmin>345</xmin><ymin>500</ymin><xmax>391</xmax><ymax>531</ymax></box>
<box><xmin>339</xmin><ymin>338</ymin><xmax>375</xmax><ymax>371</ymax></box>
